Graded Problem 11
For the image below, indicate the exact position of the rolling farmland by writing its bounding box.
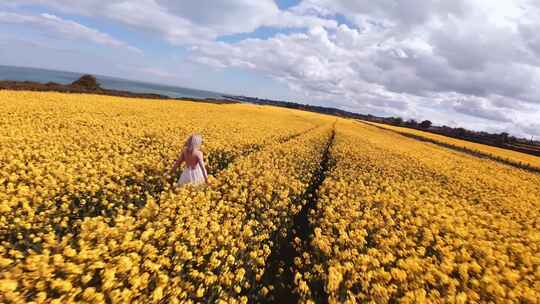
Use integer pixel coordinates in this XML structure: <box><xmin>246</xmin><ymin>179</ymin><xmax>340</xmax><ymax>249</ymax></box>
<box><xmin>1</xmin><ymin>91</ymin><xmax>539</xmax><ymax>303</ymax></box>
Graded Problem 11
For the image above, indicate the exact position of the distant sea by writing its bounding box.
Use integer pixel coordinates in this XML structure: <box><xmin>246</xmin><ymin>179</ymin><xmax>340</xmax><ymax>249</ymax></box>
<box><xmin>0</xmin><ymin>65</ymin><xmax>224</xmax><ymax>99</ymax></box>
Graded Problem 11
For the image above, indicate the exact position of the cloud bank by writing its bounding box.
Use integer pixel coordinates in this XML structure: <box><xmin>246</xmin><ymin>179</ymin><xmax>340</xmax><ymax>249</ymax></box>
<box><xmin>0</xmin><ymin>11</ymin><xmax>141</xmax><ymax>53</ymax></box>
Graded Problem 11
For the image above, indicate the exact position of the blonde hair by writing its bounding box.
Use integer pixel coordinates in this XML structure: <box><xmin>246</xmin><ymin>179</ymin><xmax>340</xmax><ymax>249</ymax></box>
<box><xmin>184</xmin><ymin>134</ymin><xmax>203</xmax><ymax>153</ymax></box>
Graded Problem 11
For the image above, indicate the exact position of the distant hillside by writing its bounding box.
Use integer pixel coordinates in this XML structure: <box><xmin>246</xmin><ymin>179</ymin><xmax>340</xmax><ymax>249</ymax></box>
<box><xmin>0</xmin><ymin>75</ymin><xmax>238</xmax><ymax>104</ymax></box>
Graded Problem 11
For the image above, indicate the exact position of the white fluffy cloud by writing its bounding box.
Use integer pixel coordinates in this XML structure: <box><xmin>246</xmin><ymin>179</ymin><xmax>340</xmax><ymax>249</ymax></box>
<box><xmin>155</xmin><ymin>0</ymin><xmax>336</xmax><ymax>33</ymax></box>
<box><xmin>293</xmin><ymin>0</ymin><xmax>468</xmax><ymax>29</ymax></box>
<box><xmin>11</xmin><ymin>0</ymin><xmax>336</xmax><ymax>44</ymax></box>
<box><xmin>0</xmin><ymin>11</ymin><xmax>141</xmax><ymax>53</ymax></box>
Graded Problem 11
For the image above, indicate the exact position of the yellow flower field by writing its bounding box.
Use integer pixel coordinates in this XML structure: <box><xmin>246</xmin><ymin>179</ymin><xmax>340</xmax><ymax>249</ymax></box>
<box><xmin>1</xmin><ymin>91</ymin><xmax>539</xmax><ymax>303</ymax></box>
<box><xmin>0</xmin><ymin>91</ymin><xmax>323</xmax><ymax>253</ymax></box>
<box><xmin>366</xmin><ymin>121</ymin><xmax>540</xmax><ymax>170</ymax></box>
<box><xmin>300</xmin><ymin>121</ymin><xmax>540</xmax><ymax>303</ymax></box>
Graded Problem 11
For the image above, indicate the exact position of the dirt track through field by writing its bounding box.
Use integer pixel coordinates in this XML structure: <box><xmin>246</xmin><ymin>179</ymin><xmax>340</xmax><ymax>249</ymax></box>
<box><xmin>254</xmin><ymin>126</ymin><xmax>336</xmax><ymax>303</ymax></box>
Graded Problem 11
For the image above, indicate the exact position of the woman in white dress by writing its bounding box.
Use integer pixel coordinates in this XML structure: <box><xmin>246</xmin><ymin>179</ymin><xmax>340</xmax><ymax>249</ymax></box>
<box><xmin>168</xmin><ymin>134</ymin><xmax>209</xmax><ymax>187</ymax></box>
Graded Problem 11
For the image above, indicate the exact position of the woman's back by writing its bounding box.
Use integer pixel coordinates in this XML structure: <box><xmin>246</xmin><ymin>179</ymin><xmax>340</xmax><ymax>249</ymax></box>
<box><xmin>169</xmin><ymin>133</ymin><xmax>209</xmax><ymax>187</ymax></box>
<box><xmin>183</xmin><ymin>149</ymin><xmax>201</xmax><ymax>169</ymax></box>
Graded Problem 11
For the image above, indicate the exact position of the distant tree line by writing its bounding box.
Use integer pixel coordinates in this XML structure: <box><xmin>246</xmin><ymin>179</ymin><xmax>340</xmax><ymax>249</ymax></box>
<box><xmin>388</xmin><ymin>118</ymin><xmax>433</xmax><ymax>130</ymax></box>
<box><xmin>384</xmin><ymin>116</ymin><xmax>539</xmax><ymax>155</ymax></box>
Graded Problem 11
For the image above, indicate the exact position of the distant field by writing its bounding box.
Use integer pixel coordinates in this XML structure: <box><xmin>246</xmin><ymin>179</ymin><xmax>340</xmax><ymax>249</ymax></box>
<box><xmin>365</xmin><ymin>121</ymin><xmax>540</xmax><ymax>171</ymax></box>
<box><xmin>1</xmin><ymin>91</ymin><xmax>539</xmax><ymax>303</ymax></box>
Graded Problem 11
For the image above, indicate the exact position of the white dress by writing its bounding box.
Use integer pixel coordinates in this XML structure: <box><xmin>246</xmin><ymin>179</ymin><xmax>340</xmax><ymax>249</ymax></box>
<box><xmin>175</xmin><ymin>164</ymin><xmax>205</xmax><ymax>187</ymax></box>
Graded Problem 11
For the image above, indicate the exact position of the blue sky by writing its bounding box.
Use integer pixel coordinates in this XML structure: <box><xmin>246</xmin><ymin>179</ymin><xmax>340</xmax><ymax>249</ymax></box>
<box><xmin>1</xmin><ymin>0</ymin><xmax>540</xmax><ymax>137</ymax></box>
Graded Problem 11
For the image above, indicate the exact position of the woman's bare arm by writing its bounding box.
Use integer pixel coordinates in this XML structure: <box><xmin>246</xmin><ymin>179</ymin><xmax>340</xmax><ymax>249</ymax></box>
<box><xmin>169</xmin><ymin>151</ymin><xmax>184</xmax><ymax>176</ymax></box>
<box><xmin>198</xmin><ymin>152</ymin><xmax>209</xmax><ymax>183</ymax></box>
